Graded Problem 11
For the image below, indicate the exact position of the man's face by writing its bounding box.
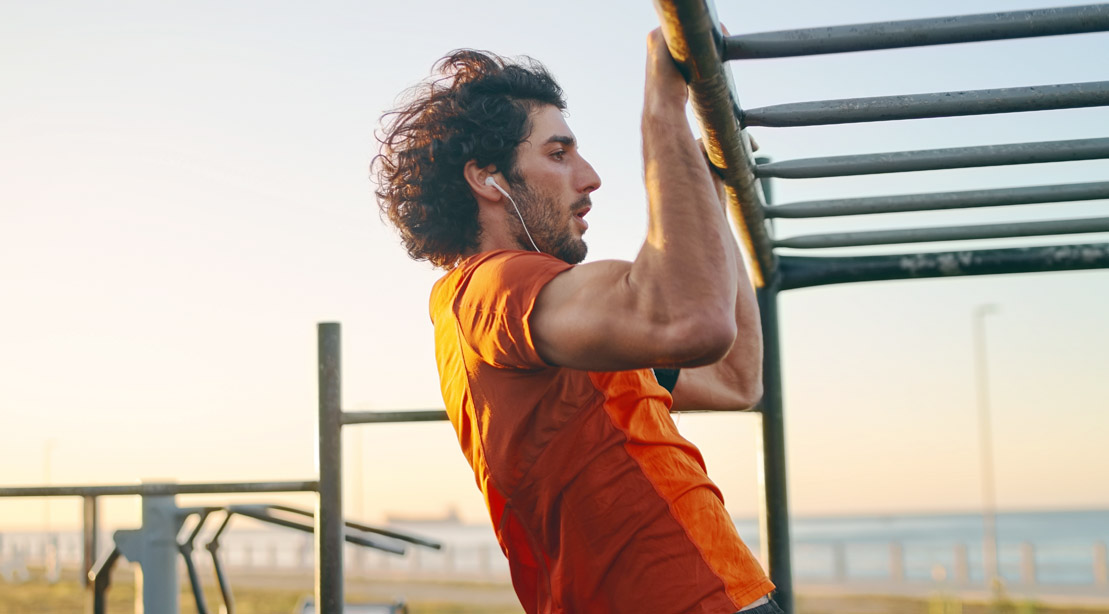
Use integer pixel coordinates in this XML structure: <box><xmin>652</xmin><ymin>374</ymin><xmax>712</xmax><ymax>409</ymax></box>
<box><xmin>505</xmin><ymin>105</ymin><xmax>601</xmax><ymax>264</ymax></box>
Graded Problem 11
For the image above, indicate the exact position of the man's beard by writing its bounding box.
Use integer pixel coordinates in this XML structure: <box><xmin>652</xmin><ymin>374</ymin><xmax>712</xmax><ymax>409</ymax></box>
<box><xmin>505</xmin><ymin>182</ymin><xmax>589</xmax><ymax>265</ymax></box>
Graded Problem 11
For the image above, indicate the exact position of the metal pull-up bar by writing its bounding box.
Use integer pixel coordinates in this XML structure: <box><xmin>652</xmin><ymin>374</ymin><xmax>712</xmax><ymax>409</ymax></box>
<box><xmin>776</xmin><ymin>216</ymin><xmax>1109</xmax><ymax>249</ymax></box>
<box><xmin>767</xmin><ymin>181</ymin><xmax>1109</xmax><ymax>218</ymax></box>
<box><xmin>654</xmin><ymin>2</ymin><xmax>1109</xmax><ymax>614</ymax></box>
<box><xmin>779</xmin><ymin>242</ymin><xmax>1109</xmax><ymax>290</ymax></box>
<box><xmin>744</xmin><ymin>81</ymin><xmax>1109</xmax><ymax>127</ymax></box>
<box><xmin>724</xmin><ymin>4</ymin><xmax>1109</xmax><ymax>59</ymax></box>
<box><xmin>758</xmin><ymin>137</ymin><xmax>1109</xmax><ymax>179</ymax></box>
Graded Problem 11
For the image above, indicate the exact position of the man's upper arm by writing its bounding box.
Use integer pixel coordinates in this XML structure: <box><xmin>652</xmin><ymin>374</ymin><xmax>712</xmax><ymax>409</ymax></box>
<box><xmin>530</xmin><ymin>258</ymin><xmax>734</xmax><ymax>371</ymax></box>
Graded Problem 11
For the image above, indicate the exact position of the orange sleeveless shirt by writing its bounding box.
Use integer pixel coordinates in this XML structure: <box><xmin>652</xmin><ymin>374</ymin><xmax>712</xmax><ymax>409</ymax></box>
<box><xmin>430</xmin><ymin>250</ymin><xmax>773</xmax><ymax>614</ymax></box>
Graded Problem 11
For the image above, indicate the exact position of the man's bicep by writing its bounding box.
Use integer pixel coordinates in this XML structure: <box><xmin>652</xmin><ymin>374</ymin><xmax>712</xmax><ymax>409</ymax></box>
<box><xmin>530</xmin><ymin>260</ymin><xmax>666</xmax><ymax>371</ymax></box>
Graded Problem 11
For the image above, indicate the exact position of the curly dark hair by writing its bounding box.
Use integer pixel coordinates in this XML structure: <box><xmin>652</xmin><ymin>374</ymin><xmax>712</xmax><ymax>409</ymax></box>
<box><xmin>372</xmin><ymin>50</ymin><xmax>566</xmax><ymax>269</ymax></box>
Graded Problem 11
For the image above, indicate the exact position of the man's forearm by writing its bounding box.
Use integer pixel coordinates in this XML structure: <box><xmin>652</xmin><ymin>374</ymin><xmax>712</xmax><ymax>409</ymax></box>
<box><xmin>707</xmin><ymin>168</ymin><xmax>763</xmax><ymax>406</ymax></box>
<box><xmin>724</xmin><ymin>212</ymin><xmax>764</xmax><ymax>405</ymax></box>
<box><xmin>630</xmin><ymin>31</ymin><xmax>739</xmax><ymax>360</ymax></box>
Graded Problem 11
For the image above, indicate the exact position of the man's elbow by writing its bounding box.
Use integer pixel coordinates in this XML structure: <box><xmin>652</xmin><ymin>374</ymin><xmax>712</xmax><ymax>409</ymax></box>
<box><xmin>733</xmin><ymin>378</ymin><xmax>763</xmax><ymax>411</ymax></box>
<box><xmin>664</xmin><ymin>315</ymin><xmax>737</xmax><ymax>367</ymax></box>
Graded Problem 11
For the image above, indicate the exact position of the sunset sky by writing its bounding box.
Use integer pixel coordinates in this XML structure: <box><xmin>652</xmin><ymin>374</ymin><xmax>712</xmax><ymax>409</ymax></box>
<box><xmin>2</xmin><ymin>0</ymin><xmax>1107</xmax><ymax>532</ymax></box>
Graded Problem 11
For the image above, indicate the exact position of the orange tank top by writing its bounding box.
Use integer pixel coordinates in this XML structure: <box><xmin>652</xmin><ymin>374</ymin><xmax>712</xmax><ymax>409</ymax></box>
<box><xmin>430</xmin><ymin>250</ymin><xmax>773</xmax><ymax>614</ymax></box>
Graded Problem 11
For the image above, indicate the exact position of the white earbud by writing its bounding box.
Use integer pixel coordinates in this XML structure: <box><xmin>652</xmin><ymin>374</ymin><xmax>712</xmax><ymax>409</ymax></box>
<box><xmin>485</xmin><ymin>175</ymin><xmax>540</xmax><ymax>253</ymax></box>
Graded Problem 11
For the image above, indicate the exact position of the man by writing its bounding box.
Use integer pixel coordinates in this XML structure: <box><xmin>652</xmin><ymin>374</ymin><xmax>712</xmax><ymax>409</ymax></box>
<box><xmin>373</xmin><ymin>29</ymin><xmax>776</xmax><ymax>614</ymax></box>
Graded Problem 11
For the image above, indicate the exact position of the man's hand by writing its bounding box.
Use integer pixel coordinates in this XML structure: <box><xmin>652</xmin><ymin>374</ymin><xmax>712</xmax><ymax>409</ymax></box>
<box><xmin>645</xmin><ymin>28</ymin><xmax>688</xmax><ymax>113</ymax></box>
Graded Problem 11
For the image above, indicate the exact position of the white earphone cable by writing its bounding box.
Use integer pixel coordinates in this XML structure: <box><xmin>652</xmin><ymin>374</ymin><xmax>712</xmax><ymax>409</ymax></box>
<box><xmin>488</xmin><ymin>178</ymin><xmax>541</xmax><ymax>253</ymax></box>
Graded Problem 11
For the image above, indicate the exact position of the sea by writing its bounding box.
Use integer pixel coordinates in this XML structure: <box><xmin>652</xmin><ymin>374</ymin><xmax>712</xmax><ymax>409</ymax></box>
<box><xmin>734</xmin><ymin>508</ymin><xmax>1109</xmax><ymax>585</ymax></box>
<box><xmin>3</xmin><ymin>509</ymin><xmax>1107</xmax><ymax>588</ymax></box>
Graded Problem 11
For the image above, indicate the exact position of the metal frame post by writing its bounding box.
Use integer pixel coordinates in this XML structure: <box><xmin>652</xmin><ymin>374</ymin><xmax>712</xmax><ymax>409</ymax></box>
<box><xmin>756</xmin><ymin>281</ymin><xmax>794</xmax><ymax>613</ymax></box>
<box><xmin>316</xmin><ymin>322</ymin><xmax>344</xmax><ymax>614</ymax></box>
<box><xmin>82</xmin><ymin>495</ymin><xmax>98</xmax><ymax>588</ymax></box>
<box><xmin>138</xmin><ymin>489</ymin><xmax>180</xmax><ymax>614</ymax></box>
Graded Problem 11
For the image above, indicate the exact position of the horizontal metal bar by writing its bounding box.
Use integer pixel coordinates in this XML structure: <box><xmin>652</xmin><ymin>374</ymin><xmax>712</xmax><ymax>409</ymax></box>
<box><xmin>342</xmin><ymin>409</ymin><xmax>448</xmax><ymax>424</ymax></box>
<box><xmin>780</xmin><ymin>242</ymin><xmax>1109</xmax><ymax>290</ymax></box>
<box><xmin>228</xmin><ymin>505</ymin><xmax>406</xmax><ymax>555</ymax></box>
<box><xmin>767</xmin><ymin>181</ymin><xmax>1109</xmax><ymax>218</ymax></box>
<box><xmin>0</xmin><ymin>481</ymin><xmax>319</xmax><ymax>498</ymax></box>
<box><xmin>725</xmin><ymin>4</ymin><xmax>1109</xmax><ymax>59</ymax></box>
<box><xmin>775</xmin><ymin>216</ymin><xmax>1109</xmax><ymax>249</ymax></box>
<box><xmin>743</xmin><ymin>81</ymin><xmax>1109</xmax><ymax>127</ymax></box>
<box><xmin>265</xmin><ymin>504</ymin><xmax>442</xmax><ymax>550</ymax></box>
<box><xmin>757</xmin><ymin>137</ymin><xmax>1109</xmax><ymax>179</ymax></box>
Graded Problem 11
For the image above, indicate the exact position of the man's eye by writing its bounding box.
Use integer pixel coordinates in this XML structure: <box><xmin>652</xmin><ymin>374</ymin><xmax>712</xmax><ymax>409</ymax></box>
<box><xmin>551</xmin><ymin>150</ymin><xmax>566</xmax><ymax>160</ymax></box>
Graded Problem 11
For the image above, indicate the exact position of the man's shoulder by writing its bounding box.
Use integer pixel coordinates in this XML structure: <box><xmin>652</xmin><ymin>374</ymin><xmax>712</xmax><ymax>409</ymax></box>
<box><xmin>443</xmin><ymin>250</ymin><xmax>571</xmax><ymax>291</ymax></box>
<box><xmin>430</xmin><ymin>250</ymin><xmax>572</xmax><ymax>320</ymax></box>
<box><xmin>465</xmin><ymin>249</ymin><xmax>569</xmax><ymax>273</ymax></box>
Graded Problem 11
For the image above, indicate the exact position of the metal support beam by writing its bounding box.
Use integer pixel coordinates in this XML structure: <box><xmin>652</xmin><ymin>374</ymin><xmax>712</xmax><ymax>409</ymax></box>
<box><xmin>343</xmin><ymin>409</ymin><xmax>448</xmax><ymax>424</ymax></box>
<box><xmin>775</xmin><ymin>216</ymin><xmax>1109</xmax><ymax>249</ymax></box>
<box><xmin>0</xmin><ymin>481</ymin><xmax>319</xmax><ymax>497</ymax></box>
<box><xmin>779</xmin><ymin>243</ymin><xmax>1109</xmax><ymax>290</ymax></box>
<box><xmin>82</xmin><ymin>495</ymin><xmax>98</xmax><ymax>589</ymax></box>
<box><xmin>757</xmin><ymin>137</ymin><xmax>1109</xmax><ymax>179</ymax></box>
<box><xmin>316</xmin><ymin>322</ymin><xmax>344</xmax><ymax>614</ymax></box>
<box><xmin>743</xmin><ymin>81</ymin><xmax>1109</xmax><ymax>127</ymax></box>
<box><xmin>724</xmin><ymin>4</ymin><xmax>1109</xmax><ymax>59</ymax></box>
<box><xmin>139</xmin><ymin>491</ymin><xmax>181</xmax><ymax>614</ymax></box>
<box><xmin>766</xmin><ymin>181</ymin><xmax>1109</xmax><ymax>218</ymax></box>
<box><xmin>206</xmin><ymin>512</ymin><xmax>236</xmax><ymax>614</ymax></box>
<box><xmin>88</xmin><ymin>546</ymin><xmax>121</xmax><ymax>614</ymax></box>
<box><xmin>756</xmin><ymin>281</ymin><xmax>794</xmax><ymax>614</ymax></box>
<box><xmin>654</xmin><ymin>0</ymin><xmax>776</xmax><ymax>287</ymax></box>
<box><xmin>178</xmin><ymin>509</ymin><xmax>219</xmax><ymax>614</ymax></box>
<box><xmin>266</xmin><ymin>503</ymin><xmax>442</xmax><ymax>549</ymax></box>
<box><xmin>231</xmin><ymin>505</ymin><xmax>406</xmax><ymax>555</ymax></box>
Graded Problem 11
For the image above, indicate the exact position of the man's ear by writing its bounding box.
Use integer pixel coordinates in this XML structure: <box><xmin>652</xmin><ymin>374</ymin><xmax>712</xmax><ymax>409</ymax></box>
<box><xmin>464</xmin><ymin>160</ymin><xmax>503</xmax><ymax>202</ymax></box>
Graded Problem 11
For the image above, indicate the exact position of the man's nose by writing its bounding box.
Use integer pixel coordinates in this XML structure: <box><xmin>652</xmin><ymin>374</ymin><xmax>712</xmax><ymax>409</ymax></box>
<box><xmin>578</xmin><ymin>159</ymin><xmax>601</xmax><ymax>194</ymax></box>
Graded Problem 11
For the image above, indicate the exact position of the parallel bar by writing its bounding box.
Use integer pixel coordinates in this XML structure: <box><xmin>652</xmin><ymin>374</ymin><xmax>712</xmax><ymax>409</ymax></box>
<box><xmin>775</xmin><ymin>216</ymin><xmax>1109</xmax><ymax>249</ymax></box>
<box><xmin>767</xmin><ymin>181</ymin><xmax>1109</xmax><ymax>218</ymax></box>
<box><xmin>654</xmin><ymin>0</ymin><xmax>776</xmax><ymax>287</ymax></box>
<box><xmin>744</xmin><ymin>81</ymin><xmax>1109</xmax><ymax>127</ymax></box>
<box><xmin>724</xmin><ymin>4</ymin><xmax>1109</xmax><ymax>59</ymax></box>
<box><xmin>755</xmin><ymin>282</ymin><xmax>795</xmax><ymax>614</ymax></box>
<box><xmin>266</xmin><ymin>504</ymin><xmax>442</xmax><ymax>549</ymax></box>
<box><xmin>89</xmin><ymin>547</ymin><xmax>121</xmax><ymax>614</ymax></box>
<box><xmin>779</xmin><ymin>242</ymin><xmax>1109</xmax><ymax>290</ymax></box>
<box><xmin>231</xmin><ymin>506</ymin><xmax>406</xmax><ymax>555</ymax></box>
<box><xmin>316</xmin><ymin>322</ymin><xmax>344</xmax><ymax>614</ymax></box>
<box><xmin>758</xmin><ymin>137</ymin><xmax>1109</xmax><ymax>179</ymax></box>
<box><xmin>0</xmin><ymin>481</ymin><xmax>319</xmax><ymax>497</ymax></box>
<box><xmin>343</xmin><ymin>409</ymin><xmax>448</xmax><ymax>424</ymax></box>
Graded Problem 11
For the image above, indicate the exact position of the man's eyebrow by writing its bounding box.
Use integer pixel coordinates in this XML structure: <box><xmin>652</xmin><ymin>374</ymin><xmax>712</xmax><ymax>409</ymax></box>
<box><xmin>544</xmin><ymin>135</ymin><xmax>576</xmax><ymax>147</ymax></box>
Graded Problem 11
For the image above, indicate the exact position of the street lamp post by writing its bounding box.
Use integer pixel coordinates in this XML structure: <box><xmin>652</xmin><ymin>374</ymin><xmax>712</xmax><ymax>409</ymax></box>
<box><xmin>973</xmin><ymin>304</ymin><xmax>1001</xmax><ymax>591</ymax></box>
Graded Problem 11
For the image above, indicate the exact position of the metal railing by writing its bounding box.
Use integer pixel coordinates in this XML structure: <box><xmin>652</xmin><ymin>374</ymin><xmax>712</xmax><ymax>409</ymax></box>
<box><xmin>0</xmin><ymin>478</ymin><xmax>439</xmax><ymax>613</ymax></box>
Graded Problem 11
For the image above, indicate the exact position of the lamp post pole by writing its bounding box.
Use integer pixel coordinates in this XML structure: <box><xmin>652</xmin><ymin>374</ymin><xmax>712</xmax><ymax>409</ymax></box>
<box><xmin>973</xmin><ymin>303</ymin><xmax>1001</xmax><ymax>591</ymax></box>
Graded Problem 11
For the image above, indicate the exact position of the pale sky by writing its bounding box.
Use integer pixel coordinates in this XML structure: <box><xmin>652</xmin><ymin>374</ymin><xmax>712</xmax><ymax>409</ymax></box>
<box><xmin>2</xmin><ymin>0</ymin><xmax>1107</xmax><ymax>532</ymax></box>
